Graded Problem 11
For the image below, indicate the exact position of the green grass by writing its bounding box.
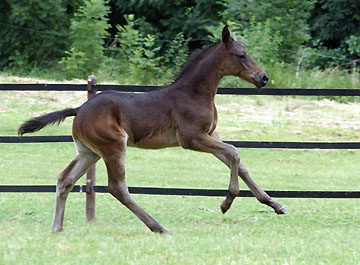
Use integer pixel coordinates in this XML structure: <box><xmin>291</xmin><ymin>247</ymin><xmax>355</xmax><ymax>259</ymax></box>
<box><xmin>1</xmin><ymin>194</ymin><xmax>359</xmax><ymax>265</ymax></box>
<box><xmin>1</xmin><ymin>76</ymin><xmax>360</xmax><ymax>264</ymax></box>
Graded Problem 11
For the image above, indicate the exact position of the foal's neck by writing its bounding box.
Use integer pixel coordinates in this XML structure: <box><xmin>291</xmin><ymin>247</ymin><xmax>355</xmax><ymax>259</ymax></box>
<box><xmin>172</xmin><ymin>44</ymin><xmax>224</xmax><ymax>101</ymax></box>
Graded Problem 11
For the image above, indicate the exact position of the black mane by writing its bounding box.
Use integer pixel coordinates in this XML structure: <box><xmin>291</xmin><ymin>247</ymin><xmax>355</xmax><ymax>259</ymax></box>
<box><xmin>172</xmin><ymin>41</ymin><xmax>220</xmax><ymax>84</ymax></box>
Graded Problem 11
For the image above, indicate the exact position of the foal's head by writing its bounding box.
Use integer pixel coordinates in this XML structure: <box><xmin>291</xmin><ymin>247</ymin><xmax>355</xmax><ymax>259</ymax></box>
<box><xmin>220</xmin><ymin>26</ymin><xmax>269</xmax><ymax>88</ymax></box>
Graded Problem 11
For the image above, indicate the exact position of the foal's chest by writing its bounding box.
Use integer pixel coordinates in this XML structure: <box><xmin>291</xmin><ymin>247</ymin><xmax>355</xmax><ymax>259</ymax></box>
<box><xmin>207</xmin><ymin>105</ymin><xmax>218</xmax><ymax>134</ymax></box>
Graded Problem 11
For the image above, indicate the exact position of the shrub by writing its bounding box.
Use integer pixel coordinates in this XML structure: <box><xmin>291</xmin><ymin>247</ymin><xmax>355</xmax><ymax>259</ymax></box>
<box><xmin>60</xmin><ymin>0</ymin><xmax>110</xmax><ymax>79</ymax></box>
<box><xmin>103</xmin><ymin>15</ymin><xmax>166</xmax><ymax>85</ymax></box>
<box><xmin>100</xmin><ymin>14</ymin><xmax>190</xmax><ymax>85</ymax></box>
<box><xmin>220</xmin><ymin>0</ymin><xmax>314</xmax><ymax>58</ymax></box>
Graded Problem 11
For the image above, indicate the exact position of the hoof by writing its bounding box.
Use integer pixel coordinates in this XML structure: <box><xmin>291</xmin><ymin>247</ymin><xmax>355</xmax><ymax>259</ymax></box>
<box><xmin>153</xmin><ymin>227</ymin><xmax>170</xmax><ymax>234</ymax></box>
<box><xmin>160</xmin><ymin>228</ymin><xmax>170</xmax><ymax>234</ymax></box>
<box><xmin>160</xmin><ymin>229</ymin><xmax>171</xmax><ymax>235</ymax></box>
<box><xmin>275</xmin><ymin>206</ymin><xmax>288</xmax><ymax>215</ymax></box>
<box><xmin>220</xmin><ymin>202</ymin><xmax>230</xmax><ymax>214</ymax></box>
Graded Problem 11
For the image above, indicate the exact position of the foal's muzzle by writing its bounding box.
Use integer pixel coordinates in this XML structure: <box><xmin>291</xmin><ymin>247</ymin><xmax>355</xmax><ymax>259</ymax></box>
<box><xmin>253</xmin><ymin>71</ymin><xmax>269</xmax><ymax>88</ymax></box>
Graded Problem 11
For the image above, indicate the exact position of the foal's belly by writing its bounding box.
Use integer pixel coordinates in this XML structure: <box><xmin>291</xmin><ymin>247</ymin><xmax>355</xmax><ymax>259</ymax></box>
<box><xmin>127</xmin><ymin>130</ymin><xmax>179</xmax><ymax>149</ymax></box>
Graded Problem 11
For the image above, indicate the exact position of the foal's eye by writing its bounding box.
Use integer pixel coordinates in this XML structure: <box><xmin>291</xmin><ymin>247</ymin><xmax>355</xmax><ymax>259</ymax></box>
<box><xmin>237</xmin><ymin>54</ymin><xmax>246</xmax><ymax>59</ymax></box>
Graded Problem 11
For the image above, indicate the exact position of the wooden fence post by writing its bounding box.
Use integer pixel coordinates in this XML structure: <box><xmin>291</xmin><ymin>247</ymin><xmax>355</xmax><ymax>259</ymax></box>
<box><xmin>86</xmin><ymin>75</ymin><xmax>97</xmax><ymax>221</ymax></box>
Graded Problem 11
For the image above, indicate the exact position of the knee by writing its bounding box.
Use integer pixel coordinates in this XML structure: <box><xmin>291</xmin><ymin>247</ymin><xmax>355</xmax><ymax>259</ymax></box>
<box><xmin>226</xmin><ymin>145</ymin><xmax>240</xmax><ymax>164</ymax></box>
<box><xmin>57</xmin><ymin>180</ymin><xmax>72</xmax><ymax>199</ymax></box>
<box><xmin>108</xmin><ymin>181</ymin><xmax>131</xmax><ymax>204</ymax></box>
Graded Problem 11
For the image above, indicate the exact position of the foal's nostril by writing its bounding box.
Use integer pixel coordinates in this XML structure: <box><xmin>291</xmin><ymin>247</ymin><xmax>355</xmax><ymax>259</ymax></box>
<box><xmin>253</xmin><ymin>71</ymin><xmax>269</xmax><ymax>88</ymax></box>
<box><xmin>263</xmin><ymin>74</ymin><xmax>269</xmax><ymax>83</ymax></box>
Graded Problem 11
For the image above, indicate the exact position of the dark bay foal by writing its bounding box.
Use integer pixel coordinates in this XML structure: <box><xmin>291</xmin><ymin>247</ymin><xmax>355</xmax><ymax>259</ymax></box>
<box><xmin>19</xmin><ymin>27</ymin><xmax>287</xmax><ymax>234</ymax></box>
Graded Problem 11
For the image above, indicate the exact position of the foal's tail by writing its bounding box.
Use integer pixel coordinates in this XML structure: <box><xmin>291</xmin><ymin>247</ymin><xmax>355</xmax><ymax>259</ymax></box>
<box><xmin>18</xmin><ymin>107</ymin><xmax>80</xmax><ymax>136</ymax></box>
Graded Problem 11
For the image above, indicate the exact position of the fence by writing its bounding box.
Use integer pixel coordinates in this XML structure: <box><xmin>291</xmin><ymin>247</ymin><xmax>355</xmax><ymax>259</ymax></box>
<box><xmin>1</xmin><ymin>78</ymin><xmax>360</xmax><ymax>220</ymax></box>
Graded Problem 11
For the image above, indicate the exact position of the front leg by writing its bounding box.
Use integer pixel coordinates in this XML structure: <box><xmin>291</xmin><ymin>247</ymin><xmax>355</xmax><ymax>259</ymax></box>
<box><xmin>177</xmin><ymin>131</ymin><xmax>240</xmax><ymax>213</ymax></box>
<box><xmin>237</xmin><ymin>162</ymin><xmax>288</xmax><ymax>214</ymax></box>
<box><xmin>211</xmin><ymin>131</ymin><xmax>288</xmax><ymax>215</ymax></box>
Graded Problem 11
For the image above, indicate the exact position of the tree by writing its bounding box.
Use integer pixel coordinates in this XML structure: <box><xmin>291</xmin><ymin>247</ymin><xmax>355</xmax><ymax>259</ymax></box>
<box><xmin>0</xmin><ymin>0</ymin><xmax>76</xmax><ymax>70</ymax></box>
<box><xmin>309</xmin><ymin>0</ymin><xmax>360</xmax><ymax>62</ymax></box>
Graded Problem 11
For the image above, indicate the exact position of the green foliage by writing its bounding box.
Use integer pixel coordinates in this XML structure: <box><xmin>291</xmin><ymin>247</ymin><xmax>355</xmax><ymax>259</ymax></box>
<box><xmin>105</xmin><ymin>15</ymin><xmax>163</xmax><ymax>84</ymax></box>
<box><xmin>100</xmin><ymin>14</ymin><xmax>189</xmax><ymax>85</ymax></box>
<box><xmin>207</xmin><ymin>20</ymin><xmax>283</xmax><ymax>67</ymax></box>
<box><xmin>239</xmin><ymin>21</ymin><xmax>282</xmax><ymax>66</ymax></box>
<box><xmin>112</xmin><ymin>0</ymin><xmax>223</xmax><ymax>45</ymax></box>
<box><xmin>346</xmin><ymin>35</ymin><xmax>360</xmax><ymax>56</ymax></box>
<box><xmin>60</xmin><ymin>0</ymin><xmax>111</xmax><ymax>79</ymax></box>
<box><xmin>0</xmin><ymin>0</ymin><xmax>74</xmax><ymax>70</ymax></box>
<box><xmin>220</xmin><ymin>0</ymin><xmax>314</xmax><ymax>57</ymax></box>
<box><xmin>309</xmin><ymin>0</ymin><xmax>360</xmax><ymax>67</ymax></box>
<box><xmin>310</xmin><ymin>0</ymin><xmax>360</xmax><ymax>47</ymax></box>
<box><xmin>162</xmin><ymin>33</ymin><xmax>190</xmax><ymax>74</ymax></box>
<box><xmin>297</xmin><ymin>44</ymin><xmax>348</xmax><ymax>69</ymax></box>
<box><xmin>125</xmin><ymin>33</ymin><xmax>162</xmax><ymax>84</ymax></box>
<box><xmin>1</xmin><ymin>0</ymin><xmax>358</xmax><ymax>82</ymax></box>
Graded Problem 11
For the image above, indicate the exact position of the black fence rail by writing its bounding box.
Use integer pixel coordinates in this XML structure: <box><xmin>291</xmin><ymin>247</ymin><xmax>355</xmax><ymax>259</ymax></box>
<box><xmin>1</xmin><ymin>83</ymin><xmax>360</xmax><ymax>96</ymax></box>
<box><xmin>1</xmin><ymin>185</ymin><xmax>359</xmax><ymax>198</ymax></box>
<box><xmin>1</xmin><ymin>83</ymin><xmax>359</xmax><ymax>199</ymax></box>
<box><xmin>1</xmin><ymin>136</ymin><xmax>360</xmax><ymax>149</ymax></box>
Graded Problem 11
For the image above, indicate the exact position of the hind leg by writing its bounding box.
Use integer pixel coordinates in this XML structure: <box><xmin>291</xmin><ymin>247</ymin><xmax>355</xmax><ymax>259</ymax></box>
<box><xmin>52</xmin><ymin>141</ymin><xmax>100</xmax><ymax>232</ymax></box>
<box><xmin>99</xmin><ymin>137</ymin><xmax>169</xmax><ymax>233</ymax></box>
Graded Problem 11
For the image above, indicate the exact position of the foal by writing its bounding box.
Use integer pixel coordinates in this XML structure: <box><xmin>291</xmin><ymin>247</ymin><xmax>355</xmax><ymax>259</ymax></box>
<box><xmin>19</xmin><ymin>27</ymin><xmax>287</xmax><ymax>234</ymax></box>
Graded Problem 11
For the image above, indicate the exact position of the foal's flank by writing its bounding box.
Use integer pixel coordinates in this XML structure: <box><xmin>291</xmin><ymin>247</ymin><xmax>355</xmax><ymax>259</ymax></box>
<box><xmin>18</xmin><ymin>26</ymin><xmax>286</xmax><ymax>234</ymax></box>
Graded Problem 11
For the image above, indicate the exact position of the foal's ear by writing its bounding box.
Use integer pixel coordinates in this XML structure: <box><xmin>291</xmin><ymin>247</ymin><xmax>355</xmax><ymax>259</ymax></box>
<box><xmin>222</xmin><ymin>26</ymin><xmax>231</xmax><ymax>44</ymax></box>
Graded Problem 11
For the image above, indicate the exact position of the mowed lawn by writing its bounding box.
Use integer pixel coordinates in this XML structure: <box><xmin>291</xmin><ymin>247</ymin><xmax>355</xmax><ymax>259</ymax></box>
<box><xmin>1</xmin><ymin>83</ymin><xmax>360</xmax><ymax>264</ymax></box>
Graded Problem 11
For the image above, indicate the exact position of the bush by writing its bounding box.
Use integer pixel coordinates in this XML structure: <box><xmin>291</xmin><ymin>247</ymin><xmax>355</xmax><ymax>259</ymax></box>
<box><xmin>100</xmin><ymin>14</ymin><xmax>190</xmax><ymax>85</ymax></box>
<box><xmin>60</xmin><ymin>0</ymin><xmax>110</xmax><ymax>79</ymax></box>
<box><xmin>346</xmin><ymin>35</ymin><xmax>360</xmax><ymax>57</ymax></box>
<box><xmin>162</xmin><ymin>32</ymin><xmax>190</xmax><ymax>75</ymax></box>
<box><xmin>106</xmin><ymin>15</ymin><xmax>163</xmax><ymax>84</ymax></box>
<box><xmin>220</xmin><ymin>0</ymin><xmax>314</xmax><ymax>58</ymax></box>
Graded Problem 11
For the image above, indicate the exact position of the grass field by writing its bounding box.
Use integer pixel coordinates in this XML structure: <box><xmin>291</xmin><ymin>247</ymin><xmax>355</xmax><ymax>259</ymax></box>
<box><xmin>1</xmin><ymin>76</ymin><xmax>360</xmax><ymax>264</ymax></box>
